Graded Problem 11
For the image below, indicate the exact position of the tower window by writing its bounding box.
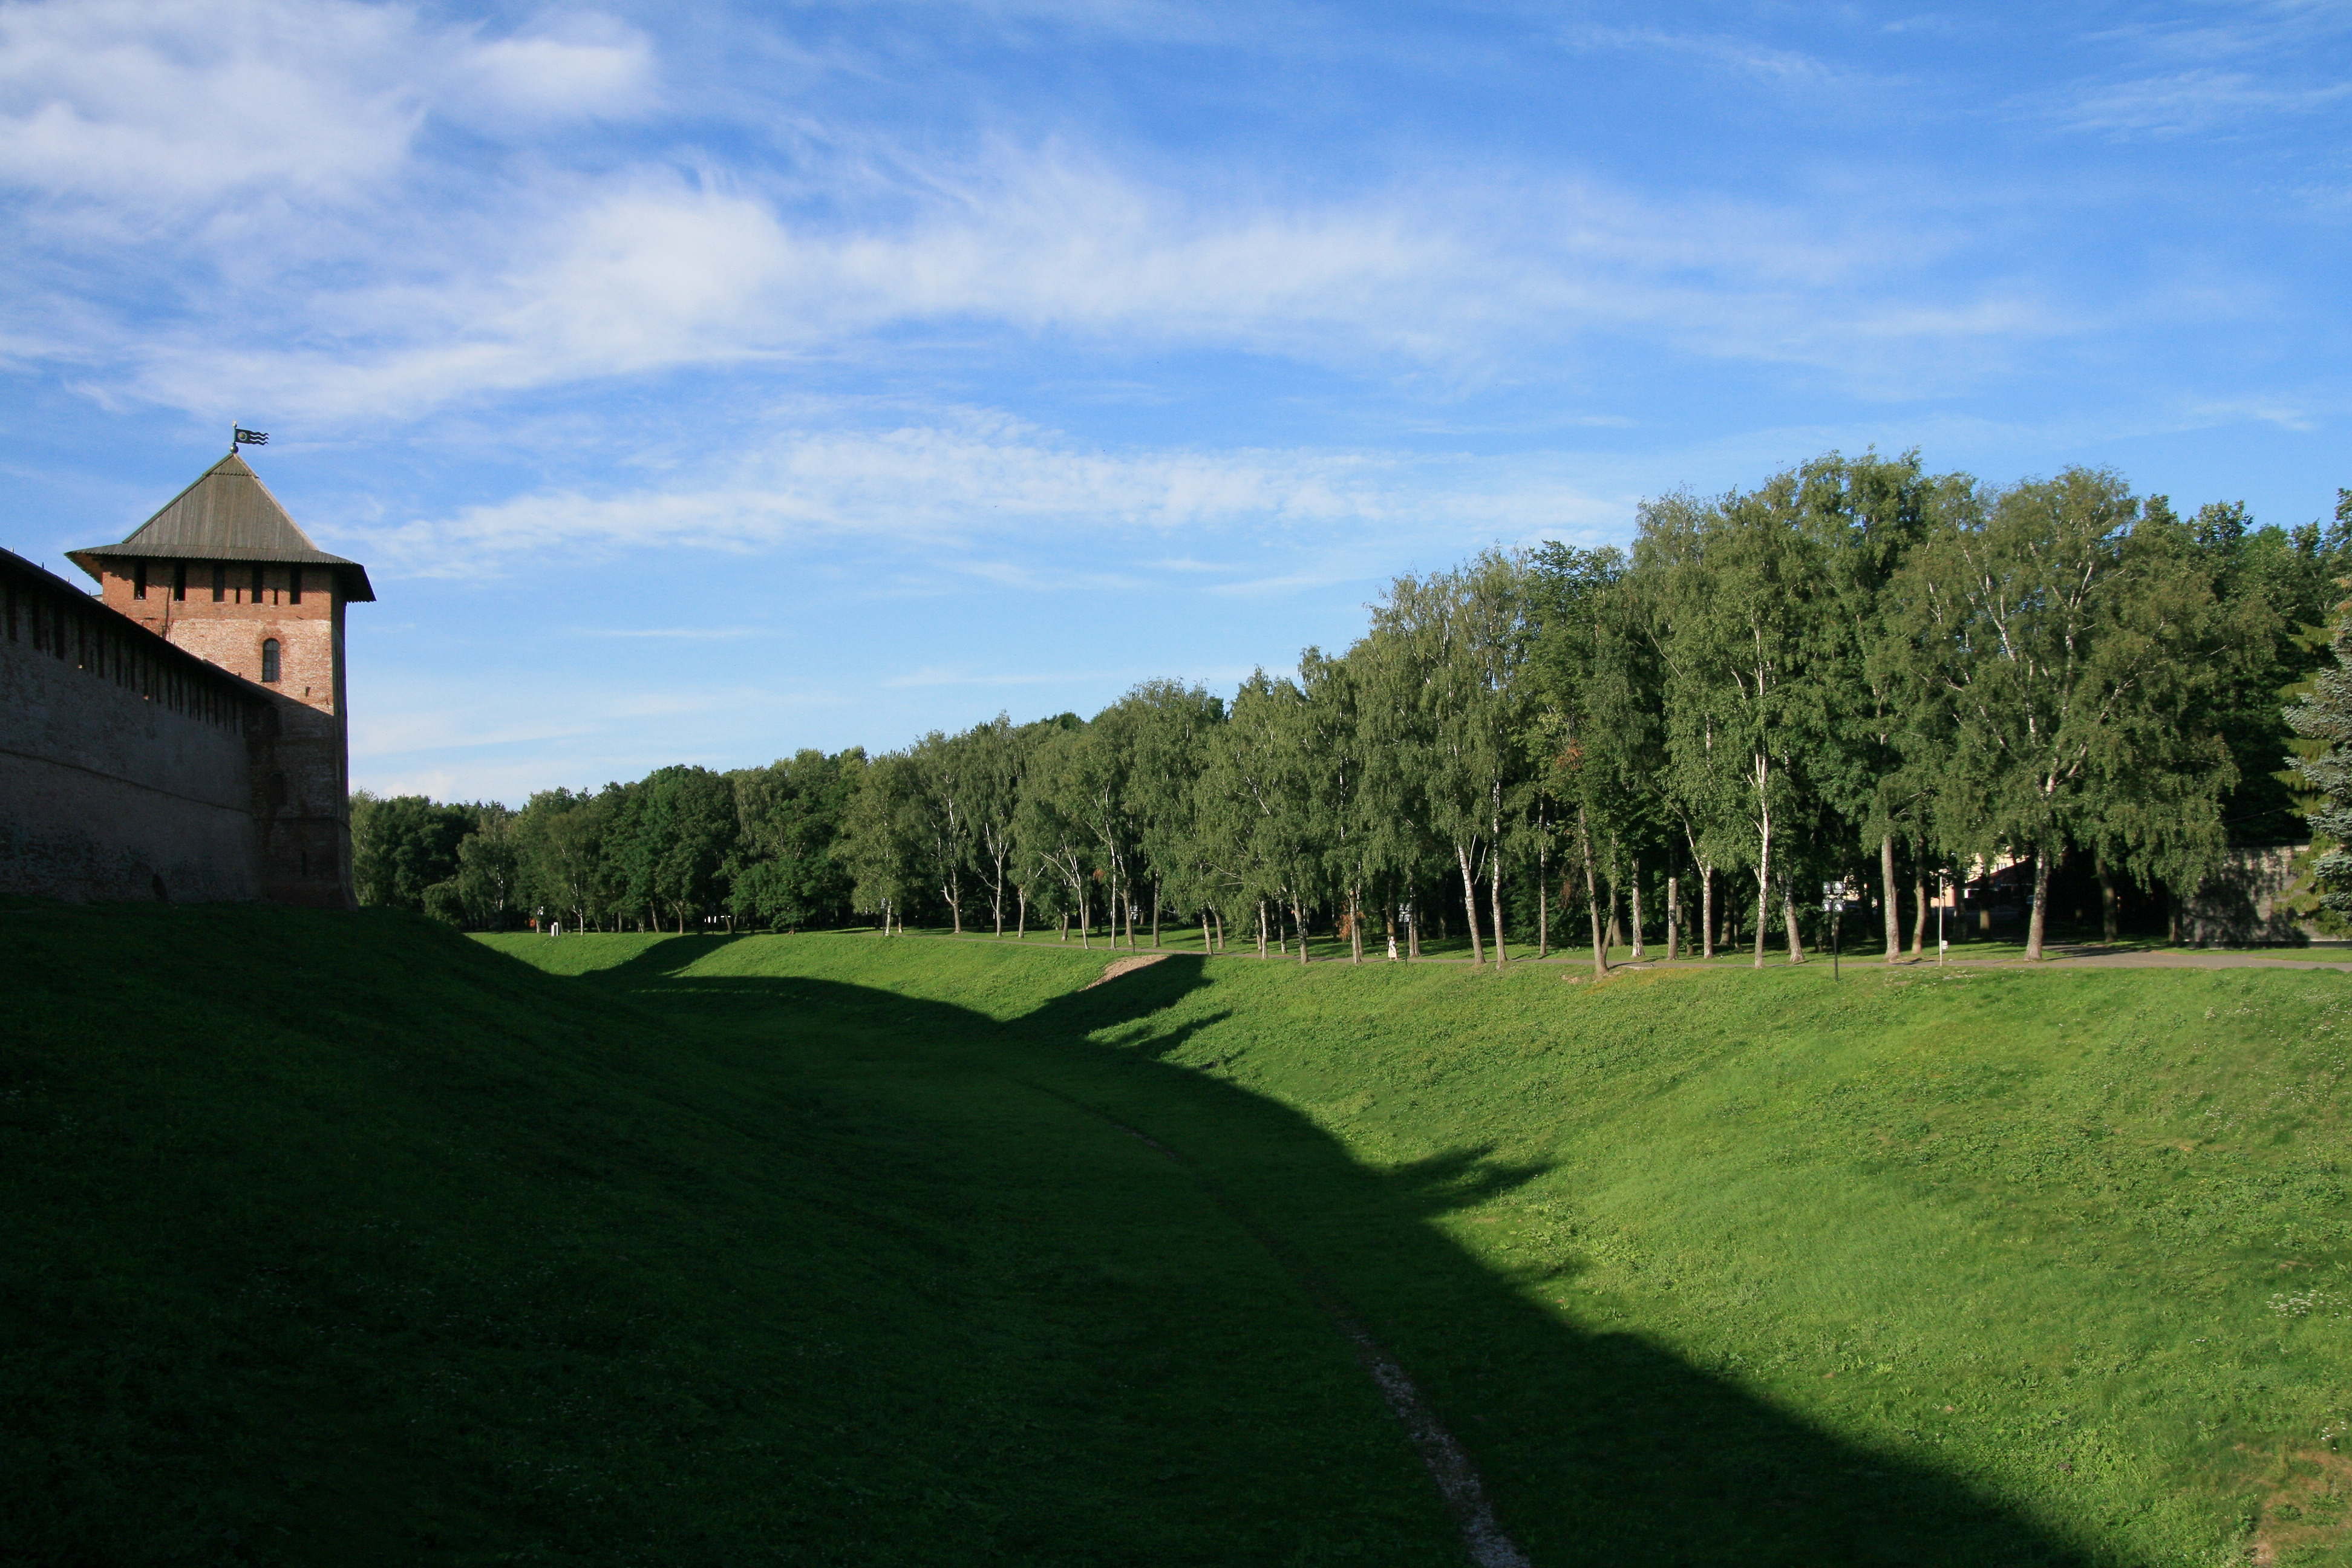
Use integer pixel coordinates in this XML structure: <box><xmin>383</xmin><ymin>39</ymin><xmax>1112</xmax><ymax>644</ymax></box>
<box><xmin>133</xmin><ymin>561</ymin><xmax>147</xmax><ymax>599</ymax></box>
<box><xmin>212</xmin><ymin>564</ymin><xmax>226</xmax><ymax>602</ymax></box>
<box><xmin>172</xmin><ymin>562</ymin><xmax>186</xmax><ymax>601</ymax></box>
<box><xmin>287</xmin><ymin>567</ymin><xmax>301</xmax><ymax>606</ymax></box>
<box><xmin>250</xmin><ymin>564</ymin><xmax>265</xmax><ymax>602</ymax></box>
<box><xmin>261</xmin><ymin>638</ymin><xmax>280</xmax><ymax>683</ymax></box>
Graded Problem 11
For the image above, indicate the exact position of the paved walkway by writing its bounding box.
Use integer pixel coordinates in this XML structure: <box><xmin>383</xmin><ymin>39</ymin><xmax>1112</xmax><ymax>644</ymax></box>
<box><xmin>901</xmin><ymin>929</ymin><xmax>2352</xmax><ymax>974</ymax></box>
<box><xmin>1604</xmin><ymin>944</ymin><xmax>2352</xmax><ymax>976</ymax></box>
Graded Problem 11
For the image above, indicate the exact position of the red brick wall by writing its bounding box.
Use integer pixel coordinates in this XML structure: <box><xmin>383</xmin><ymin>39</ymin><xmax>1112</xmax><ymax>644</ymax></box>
<box><xmin>1</xmin><ymin>552</ymin><xmax>352</xmax><ymax>908</ymax></box>
<box><xmin>97</xmin><ymin>562</ymin><xmax>343</xmax><ymax>716</ymax></box>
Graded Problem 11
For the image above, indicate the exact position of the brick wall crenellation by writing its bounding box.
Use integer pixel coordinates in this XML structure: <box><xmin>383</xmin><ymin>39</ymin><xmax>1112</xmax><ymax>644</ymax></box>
<box><xmin>1</xmin><ymin>549</ymin><xmax>352</xmax><ymax>907</ymax></box>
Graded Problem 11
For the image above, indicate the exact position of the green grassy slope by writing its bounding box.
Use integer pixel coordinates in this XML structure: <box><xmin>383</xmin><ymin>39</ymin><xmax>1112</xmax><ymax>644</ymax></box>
<box><xmin>0</xmin><ymin>907</ymin><xmax>1458</xmax><ymax>1566</ymax></box>
<box><xmin>8</xmin><ymin>910</ymin><xmax>2348</xmax><ymax>1566</ymax></box>
<box><xmin>497</xmin><ymin>932</ymin><xmax>2352</xmax><ymax>1568</ymax></box>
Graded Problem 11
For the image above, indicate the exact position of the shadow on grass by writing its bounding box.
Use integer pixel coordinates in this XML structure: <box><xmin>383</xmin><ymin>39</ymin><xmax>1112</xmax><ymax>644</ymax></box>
<box><xmin>571</xmin><ymin>941</ymin><xmax>2105</xmax><ymax>1567</ymax></box>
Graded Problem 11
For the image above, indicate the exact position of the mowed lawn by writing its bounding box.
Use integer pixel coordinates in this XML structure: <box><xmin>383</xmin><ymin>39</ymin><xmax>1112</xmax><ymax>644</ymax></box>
<box><xmin>6</xmin><ymin>906</ymin><xmax>2350</xmax><ymax>1565</ymax></box>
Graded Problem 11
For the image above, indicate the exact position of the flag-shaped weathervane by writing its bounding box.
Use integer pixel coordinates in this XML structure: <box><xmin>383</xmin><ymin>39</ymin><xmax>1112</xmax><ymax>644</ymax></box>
<box><xmin>232</xmin><ymin>426</ymin><xmax>269</xmax><ymax>452</ymax></box>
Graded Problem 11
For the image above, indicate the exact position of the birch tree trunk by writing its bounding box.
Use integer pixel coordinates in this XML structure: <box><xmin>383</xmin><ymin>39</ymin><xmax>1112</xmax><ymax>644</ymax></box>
<box><xmin>1701</xmin><ymin>864</ymin><xmax>1714</xmax><ymax>959</ymax></box>
<box><xmin>1017</xmin><ymin>886</ymin><xmax>1027</xmax><ymax>939</ymax></box>
<box><xmin>1538</xmin><ymin>849</ymin><xmax>1549</xmax><ymax>959</ymax></box>
<box><xmin>1881</xmin><ymin>834</ymin><xmax>1902</xmax><ymax>963</ymax></box>
<box><xmin>1665</xmin><ymin>875</ymin><xmax>1679</xmax><ymax>960</ymax></box>
<box><xmin>1456</xmin><ymin>845</ymin><xmax>1486</xmax><ymax>966</ymax></box>
<box><xmin>1258</xmin><ymin>900</ymin><xmax>1268</xmax><ymax>959</ymax></box>
<box><xmin>1151</xmin><ymin>883</ymin><xmax>1161</xmax><ymax>949</ymax></box>
<box><xmin>2027</xmin><ymin>846</ymin><xmax>2053</xmax><ymax>960</ymax></box>
<box><xmin>1489</xmin><ymin>840</ymin><xmax>1508</xmax><ymax>970</ymax></box>
<box><xmin>1910</xmin><ymin>875</ymin><xmax>1926</xmax><ymax>958</ymax></box>
<box><xmin>1491</xmin><ymin>782</ymin><xmax>1511</xmax><ymax>969</ymax></box>
<box><xmin>1628</xmin><ymin>866</ymin><xmax>1645</xmax><ymax>961</ymax></box>
<box><xmin>1577</xmin><ymin>806</ymin><xmax>1607</xmax><ymax>978</ymax></box>
<box><xmin>2097</xmin><ymin>855</ymin><xmax>2117</xmax><ymax>943</ymax></box>
<box><xmin>1782</xmin><ymin>881</ymin><xmax>1807</xmax><ymax>962</ymax></box>
<box><xmin>1294</xmin><ymin>898</ymin><xmax>1310</xmax><ymax>964</ymax></box>
<box><xmin>1752</xmin><ymin>754</ymin><xmax>1772</xmax><ymax>969</ymax></box>
<box><xmin>1350</xmin><ymin>889</ymin><xmax>1364</xmax><ymax>965</ymax></box>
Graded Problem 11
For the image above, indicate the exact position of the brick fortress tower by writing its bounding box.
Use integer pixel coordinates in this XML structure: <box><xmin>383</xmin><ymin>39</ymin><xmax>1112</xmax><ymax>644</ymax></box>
<box><xmin>66</xmin><ymin>449</ymin><xmax>374</xmax><ymax>907</ymax></box>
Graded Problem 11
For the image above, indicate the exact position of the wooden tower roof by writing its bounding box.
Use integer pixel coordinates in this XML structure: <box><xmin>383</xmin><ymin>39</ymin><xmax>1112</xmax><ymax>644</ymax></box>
<box><xmin>68</xmin><ymin>452</ymin><xmax>375</xmax><ymax>602</ymax></box>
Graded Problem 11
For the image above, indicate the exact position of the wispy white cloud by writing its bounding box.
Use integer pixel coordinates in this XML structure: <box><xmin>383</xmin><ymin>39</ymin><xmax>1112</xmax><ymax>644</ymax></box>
<box><xmin>571</xmin><ymin>624</ymin><xmax>782</xmax><ymax>640</ymax></box>
<box><xmin>2036</xmin><ymin>2</ymin><xmax>2352</xmax><ymax>139</ymax></box>
<box><xmin>350</xmin><ymin>411</ymin><xmax>1630</xmax><ymax>577</ymax></box>
<box><xmin>0</xmin><ymin>0</ymin><xmax>656</xmax><ymax>209</ymax></box>
<box><xmin>0</xmin><ymin>0</ymin><xmax>2114</xmax><ymax>425</ymax></box>
<box><xmin>83</xmin><ymin>153</ymin><xmax>2088</xmax><ymax>422</ymax></box>
<box><xmin>1553</xmin><ymin>24</ymin><xmax>1837</xmax><ymax>85</ymax></box>
<box><xmin>880</xmin><ymin>664</ymin><xmax>1071</xmax><ymax>688</ymax></box>
<box><xmin>2053</xmin><ymin>68</ymin><xmax>2352</xmax><ymax>137</ymax></box>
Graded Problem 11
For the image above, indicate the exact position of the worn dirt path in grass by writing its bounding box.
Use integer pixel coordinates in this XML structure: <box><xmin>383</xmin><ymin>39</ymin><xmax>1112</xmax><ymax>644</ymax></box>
<box><xmin>1083</xmin><ymin>952</ymin><xmax>1170</xmax><ymax>987</ymax></box>
<box><xmin>1027</xmin><ymin>1049</ymin><xmax>1533</xmax><ymax>1568</ymax></box>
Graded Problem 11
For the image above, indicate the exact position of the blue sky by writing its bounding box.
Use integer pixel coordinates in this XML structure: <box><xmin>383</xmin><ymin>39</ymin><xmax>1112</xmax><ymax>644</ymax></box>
<box><xmin>2</xmin><ymin>0</ymin><xmax>2346</xmax><ymax>802</ymax></box>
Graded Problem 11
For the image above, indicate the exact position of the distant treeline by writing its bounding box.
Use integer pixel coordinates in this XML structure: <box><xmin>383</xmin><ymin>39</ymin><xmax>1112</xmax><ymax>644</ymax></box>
<box><xmin>352</xmin><ymin>453</ymin><xmax>2352</xmax><ymax>965</ymax></box>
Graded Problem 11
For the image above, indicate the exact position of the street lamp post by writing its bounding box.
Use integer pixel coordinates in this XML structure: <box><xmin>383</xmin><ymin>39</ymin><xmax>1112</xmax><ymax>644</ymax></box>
<box><xmin>1821</xmin><ymin>879</ymin><xmax>1856</xmax><ymax>981</ymax></box>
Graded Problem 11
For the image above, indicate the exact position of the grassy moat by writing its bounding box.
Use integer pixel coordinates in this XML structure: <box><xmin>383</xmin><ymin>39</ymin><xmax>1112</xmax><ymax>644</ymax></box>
<box><xmin>4</xmin><ymin>906</ymin><xmax>2348</xmax><ymax>1564</ymax></box>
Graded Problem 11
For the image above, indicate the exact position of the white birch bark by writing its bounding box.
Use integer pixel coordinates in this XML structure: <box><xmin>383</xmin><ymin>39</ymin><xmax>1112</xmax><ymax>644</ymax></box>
<box><xmin>1881</xmin><ymin>833</ymin><xmax>1902</xmax><ymax>963</ymax></box>
<box><xmin>1456</xmin><ymin>845</ymin><xmax>1486</xmax><ymax>966</ymax></box>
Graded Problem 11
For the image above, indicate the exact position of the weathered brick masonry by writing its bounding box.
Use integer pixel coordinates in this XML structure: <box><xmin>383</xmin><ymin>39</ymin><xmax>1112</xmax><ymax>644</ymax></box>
<box><xmin>1</xmin><ymin>452</ymin><xmax>371</xmax><ymax>907</ymax></box>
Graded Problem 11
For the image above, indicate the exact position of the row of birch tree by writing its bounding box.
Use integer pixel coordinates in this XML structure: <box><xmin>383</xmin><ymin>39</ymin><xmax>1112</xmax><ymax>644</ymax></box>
<box><xmin>363</xmin><ymin>454</ymin><xmax>2351</xmax><ymax>961</ymax></box>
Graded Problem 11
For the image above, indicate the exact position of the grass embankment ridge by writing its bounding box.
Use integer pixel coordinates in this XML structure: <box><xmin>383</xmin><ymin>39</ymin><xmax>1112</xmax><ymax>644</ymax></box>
<box><xmin>4</xmin><ymin>906</ymin><xmax>2347</xmax><ymax>1564</ymax></box>
<box><xmin>4</xmin><ymin>907</ymin><xmax>1462</xmax><ymax>1565</ymax></box>
<box><xmin>522</xmin><ymin>931</ymin><xmax>2352</xmax><ymax>1566</ymax></box>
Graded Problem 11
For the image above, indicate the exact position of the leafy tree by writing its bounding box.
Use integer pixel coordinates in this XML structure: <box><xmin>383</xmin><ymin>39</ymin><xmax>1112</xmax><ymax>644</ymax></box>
<box><xmin>1052</xmin><ymin>717</ymin><xmax>1142</xmax><ymax>948</ymax></box>
<box><xmin>1296</xmin><ymin>650</ymin><xmax>1373</xmax><ymax>962</ymax></box>
<box><xmin>349</xmin><ymin>792</ymin><xmax>475</xmax><ymax>910</ymax></box>
<box><xmin>422</xmin><ymin>880</ymin><xmax>467</xmax><ymax>927</ymax></box>
<box><xmin>1892</xmin><ymin>468</ymin><xmax>2258</xmax><ymax>959</ymax></box>
<box><xmin>906</xmin><ymin>730</ymin><xmax>980</xmax><ymax>934</ymax></box>
<box><xmin>958</xmin><ymin>717</ymin><xmax>1031</xmax><ymax>936</ymax></box>
<box><xmin>1102</xmin><ymin>681</ymin><xmax>1224</xmax><ymax>948</ymax></box>
<box><xmin>512</xmin><ymin>788</ymin><xmax>612</xmax><ymax>932</ymax></box>
<box><xmin>454</xmin><ymin>805</ymin><xmax>520</xmax><ymax>929</ymax></box>
<box><xmin>841</xmin><ymin>752</ymin><xmax>924</xmax><ymax>933</ymax></box>
<box><xmin>1527</xmin><ymin>543</ymin><xmax>1640</xmax><ymax>976</ymax></box>
<box><xmin>727</xmin><ymin>750</ymin><xmax>862</xmax><ymax>931</ymax></box>
<box><xmin>1013</xmin><ymin>725</ymin><xmax>1101</xmax><ymax>944</ymax></box>
<box><xmin>1640</xmin><ymin>482</ymin><xmax>1831</xmax><ymax>967</ymax></box>
<box><xmin>1777</xmin><ymin>452</ymin><xmax>1945</xmax><ymax>962</ymax></box>
<box><xmin>2164</xmin><ymin>491</ymin><xmax>2352</xmax><ymax>846</ymax></box>
<box><xmin>1199</xmin><ymin>670</ymin><xmax>1323</xmax><ymax>961</ymax></box>
<box><xmin>2288</xmin><ymin>573</ymin><xmax>2352</xmax><ymax>918</ymax></box>
<box><xmin>1364</xmin><ymin>550</ymin><xmax>1529</xmax><ymax>966</ymax></box>
<box><xmin>612</xmin><ymin>766</ymin><xmax>739</xmax><ymax>933</ymax></box>
<box><xmin>1350</xmin><ymin>621</ymin><xmax>1443</xmax><ymax>959</ymax></box>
